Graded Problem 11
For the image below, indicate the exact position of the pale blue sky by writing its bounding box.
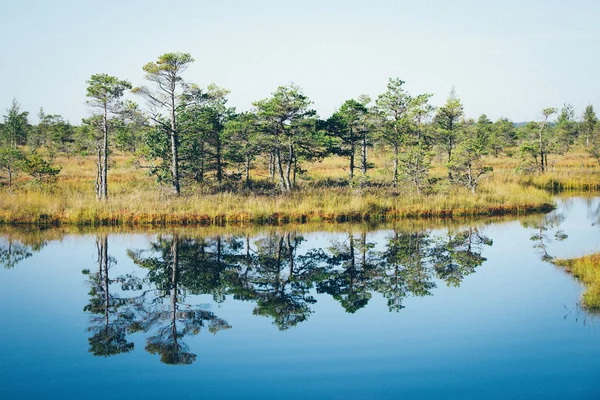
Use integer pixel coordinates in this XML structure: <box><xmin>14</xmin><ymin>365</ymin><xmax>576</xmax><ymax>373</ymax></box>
<box><xmin>1</xmin><ymin>0</ymin><xmax>599</xmax><ymax>123</ymax></box>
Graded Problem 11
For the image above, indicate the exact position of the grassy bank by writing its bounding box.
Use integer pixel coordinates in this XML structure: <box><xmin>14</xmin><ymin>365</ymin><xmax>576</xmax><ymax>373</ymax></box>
<box><xmin>554</xmin><ymin>254</ymin><xmax>600</xmax><ymax>310</ymax></box>
<box><xmin>0</xmin><ymin>181</ymin><xmax>553</xmax><ymax>226</ymax></box>
<box><xmin>2</xmin><ymin>150</ymin><xmax>599</xmax><ymax>226</ymax></box>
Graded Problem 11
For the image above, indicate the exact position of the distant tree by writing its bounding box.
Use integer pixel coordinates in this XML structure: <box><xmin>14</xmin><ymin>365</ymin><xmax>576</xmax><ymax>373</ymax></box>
<box><xmin>0</xmin><ymin>147</ymin><xmax>24</xmax><ymax>188</ymax></box>
<box><xmin>253</xmin><ymin>85</ymin><xmax>315</xmax><ymax>191</ymax></box>
<box><xmin>114</xmin><ymin>101</ymin><xmax>150</xmax><ymax>154</ymax></box>
<box><xmin>399</xmin><ymin>146</ymin><xmax>431</xmax><ymax>194</ymax></box>
<box><xmin>3</xmin><ymin>99</ymin><xmax>29</xmax><ymax>146</ymax></box>
<box><xmin>376</xmin><ymin>78</ymin><xmax>413</xmax><ymax>188</ymax></box>
<box><xmin>32</xmin><ymin>109</ymin><xmax>75</xmax><ymax>153</ymax></box>
<box><xmin>182</xmin><ymin>84</ymin><xmax>235</xmax><ymax>185</ymax></box>
<box><xmin>223</xmin><ymin>112</ymin><xmax>261</xmax><ymax>187</ymax></box>
<box><xmin>581</xmin><ymin>105</ymin><xmax>597</xmax><ymax>149</ymax></box>
<box><xmin>399</xmin><ymin>94</ymin><xmax>434</xmax><ymax>193</ymax></box>
<box><xmin>489</xmin><ymin>117</ymin><xmax>516</xmax><ymax>156</ymax></box>
<box><xmin>327</xmin><ymin>99</ymin><xmax>368</xmax><ymax>180</ymax></box>
<box><xmin>0</xmin><ymin>100</ymin><xmax>29</xmax><ymax>187</ymax></box>
<box><xmin>434</xmin><ymin>87</ymin><xmax>464</xmax><ymax>178</ymax></box>
<box><xmin>133</xmin><ymin>52</ymin><xmax>195</xmax><ymax>195</ymax></box>
<box><xmin>21</xmin><ymin>151</ymin><xmax>61</xmax><ymax>184</ymax></box>
<box><xmin>86</xmin><ymin>73</ymin><xmax>132</xmax><ymax>201</ymax></box>
<box><xmin>447</xmin><ymin>120</ymin><xmax>493</xmax><ymax>194</ymax></box>
<box><xmin>588</xmin><ymin>138</ymin><xmax>600</xmax><ymax>166</ymax></box>
<box><xmin>475</xmin><ymin>114</ymin><xmax>493</xmax><ymax>150</ymax></box>
<box><xmin>29</xmin><ymin>108</ymin><xmax>71</xmax><ymax>152</ymax></box>
<box><xmin>554</xmin><ymin>104</ymin><xmax>578</xmax><ymax>153</ymax></box>
<box><xmin>520</xmin><ymin>108</ymin><xmax>556</xmax><ymax>174</ymax></box>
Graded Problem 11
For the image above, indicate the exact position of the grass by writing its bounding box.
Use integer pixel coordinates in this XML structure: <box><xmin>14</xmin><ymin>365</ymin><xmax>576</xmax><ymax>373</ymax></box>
<box><xmin>0</xmin><ymin>182</ymin><xmax>554</xmax><ymax>226</ymax></box>
<box><xmin>2</xmin><ymin>148</ymin><xmax>599</xmax><ymax>227</ymax></box>
<box><xmin>554</xmin><ymin>254</ymin><xmax>600</xmax><ymax>310</ymax></box>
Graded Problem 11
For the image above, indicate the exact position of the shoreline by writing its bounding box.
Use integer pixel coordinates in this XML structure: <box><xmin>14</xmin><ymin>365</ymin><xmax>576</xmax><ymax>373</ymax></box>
<box><xmin>0</xmin><ymin>198</ymin><xmax>555</xmax><ymax>227</ymax></box>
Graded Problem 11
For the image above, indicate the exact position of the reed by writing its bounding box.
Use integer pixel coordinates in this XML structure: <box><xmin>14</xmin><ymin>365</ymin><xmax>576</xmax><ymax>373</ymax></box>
<box><xmin>554</xmin><ymin>254</ymin><xmax>600</xmax><ymax>310</ymax></box>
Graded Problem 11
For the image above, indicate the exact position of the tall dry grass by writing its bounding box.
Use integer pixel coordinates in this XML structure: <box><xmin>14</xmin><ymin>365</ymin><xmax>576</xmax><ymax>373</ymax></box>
<box><xmin>554</xmin><ymin>254</ymin><xmax>600</xmax><ymax>310</ymax></box>
<box><xmin>3</xmin><ymin>148</ymin><xmax>598</xmax><ymax>226</ymax></box>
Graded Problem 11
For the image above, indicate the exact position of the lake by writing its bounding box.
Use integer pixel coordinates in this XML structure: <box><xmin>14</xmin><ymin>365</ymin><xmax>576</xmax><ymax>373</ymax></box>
<box><xmin>1</xmin><ymin>196</ymin><xmax>600</xmax><ymax>399</ymax></box>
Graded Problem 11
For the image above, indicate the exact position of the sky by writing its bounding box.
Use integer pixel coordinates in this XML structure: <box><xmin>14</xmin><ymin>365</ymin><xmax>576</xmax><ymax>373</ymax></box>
<box><xmin>1</xmin><ymin>0</ymin><xmax>599</xmax><ymax>124</ymax></box>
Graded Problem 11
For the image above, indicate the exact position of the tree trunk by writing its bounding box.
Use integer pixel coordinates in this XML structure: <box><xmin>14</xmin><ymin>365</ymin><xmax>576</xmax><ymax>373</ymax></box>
<box><xmin>586</xmin><ymin>133</ymin><xmax>590</xmax><ymax>149</ymax></box>
<box><xmin>361</xmin><ymin>233</ymin><xmax>367</xmax><ymax>271</ymax></box>
<box><xmin>293</xmin><ymin>157</ymin><xmax>297</xmax><ymax>187</ymax></box>
<box><xmin>285</xmin><ymin>141</ymin><xmax>294</xmax><ymax>190</ymax></box>
<box><xmin>216</xmin><ymin>134</ymin><xmax>223</xmax><ymax>184</ymax></box>
<box><xmin>393</xmin><ymin>143</ymin><xmax>399</xmax><ymax>189</ymax></box>
<box><xmin>199</xmin><ymin>141</ymin><xmax>205</xmax><ymax>182</ymax></box>
<box><xmin>361</xmin><ymin>133</ymin><xmax>368</xmax><ymax>175</ymax></box>
<box><xmin>538</xmin><ymin>120</ymin><xmax>545</xmax><ymax>174</ymax></box>
<box><xmin>540</xmin><ymin>152</ymin><xmax>545</xmax><ymax>173</ymax></box>
<box><xmin>275</xmin><ymin>147</ymin><xmax>286</xmax><ymax>191</ymax></box>
<box><xmin>101</xmin><ymin>235</ymin><xmax>109</xmax><ymax>327</ymax></box>
<box><xmin>269</xmin><ymin>152</ymin><xmax>275</xmax><ymax>180</ymax></box>
<box><xmin>447</xmin><ymin>136</ymin><xmax>453</xmax><ymax>180</ymax></box>
<box><xmin>7</xmin><ymin>165</ymin><xmax>12</xmax><ymax>189</ymax></box>
<box><xmin>245</xmin><ymin>154</ymin><xmax>250</xmax><ymax>187</ymax></box>
<box><xmin>170</xmin><ymin>90</ymin><xmax>180</xmax><ymax>196</ymax></box>
<box><xmin>96</xmin><ymin>146</ymin><xmax>102</xmax><ymax>200</ymax></box>
<box><xmin>101</xmin><ymin>104</ymin><xmax>109</xmax><ymax>201</ymax></box>
<box><xmin>349</xmin><ymin>233</ymin><xmax>355</xmax><ymax>270</ymax></box>
<box><xmin>349</xmin><ymin>145</ymin><xmax>355</xmax><ymax>180</ymax></box>
<box><xmin>414</xmin><ymin>154</ymin><xmax>421</xmax><ymax>194</ymax></box>
<box><xmin>171</xmin><ymin>234</ymin><xmax>179</xmax><ymax>351</ymax></box>
<box><xmin>286</xmin><ymin>233</ymin><xmax>294</xmax><ymax>278</ymax></box>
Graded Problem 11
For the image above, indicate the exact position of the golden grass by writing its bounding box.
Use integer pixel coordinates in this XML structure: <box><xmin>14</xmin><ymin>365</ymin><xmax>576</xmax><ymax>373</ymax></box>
<box><xmin>554</xmin><ymin>254</ymin><xmax>600</xmax><ymax>310</ymax></box>
<box><xmin>3</xmin><ymin>149</ymin><xmax>599</xmax><ymax>227</ymax></box>
<box><xmin>0</xmin><ymin>182</ymin><xmax>554</xmax><ymax>226</ymax></box>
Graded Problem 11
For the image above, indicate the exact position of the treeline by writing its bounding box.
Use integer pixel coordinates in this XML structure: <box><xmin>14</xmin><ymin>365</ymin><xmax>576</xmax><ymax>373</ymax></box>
<box><xmin>1</xmin><ymin>52</ymin><xmax>600</xmax><ymax>197</ymax></box>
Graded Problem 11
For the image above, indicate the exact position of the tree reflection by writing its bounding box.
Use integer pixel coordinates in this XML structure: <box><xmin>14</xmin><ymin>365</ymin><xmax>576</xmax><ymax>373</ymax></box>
<box><xmin>372</xmin><ymin>230</ymin><xmax>435</xmax><ymax>312</ymax></box>
<box><xmin>249</xmin><ymin>232</ymin><xmax>327</xmax><ymax>330</ymax></box>
<box><xmin>0</xmin><ymin>233</ymin><xmax>47</xmax><ymax>268</ymax></box>
<box><xmin>83</xmin><ymin>235</ymin><xmax>134</xmax><ymax>356</ymax></box>
<box><xmin>76</xmin><ymin>225</ymin><xmax>496</xmax><ymax>364</ymax></box>
<box><xmin>522</xmin><ymin>213</ymin><xmax>567</xmax><ymax>262</ymax></box>
<box><xmin>317</xmin><ymin>232</ymin><xmax>377</xmax><ymax>313</ymax></box>
<box><xmin>128</xmin><ymin>234</ymin><xmax>232</xmax><ymax>365</ymax></box>
<box><xmin>431</xmin><ymin>228</ymin><xmax>493</xmax><ymax>287</ymax></box>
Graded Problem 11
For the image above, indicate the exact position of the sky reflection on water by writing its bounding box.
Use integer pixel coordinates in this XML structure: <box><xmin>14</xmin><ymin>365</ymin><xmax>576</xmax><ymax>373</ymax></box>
<box><xmin>1</xmin><ymin>197</ymin><xmax>600</xmax><ymax>399</ymax></box>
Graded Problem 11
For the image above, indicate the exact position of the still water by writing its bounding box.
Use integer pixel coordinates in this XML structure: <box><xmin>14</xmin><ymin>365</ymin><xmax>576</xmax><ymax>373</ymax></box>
<box><xmin>1</xmin><ymin>197</ymin><xmax>600</xmax><ymax>399</ymax></box>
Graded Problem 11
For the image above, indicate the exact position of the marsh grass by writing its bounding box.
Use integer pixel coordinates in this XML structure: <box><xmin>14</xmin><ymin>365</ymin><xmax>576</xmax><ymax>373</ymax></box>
<box><xmin>2</xmin><ymin>149</ymin><xmax>598</xmax><ymax>226</ymax></box>
<box><xmin>554</xmin><ymin>254</ymin><xmax>600</xmax><ymax>310</ymax></box>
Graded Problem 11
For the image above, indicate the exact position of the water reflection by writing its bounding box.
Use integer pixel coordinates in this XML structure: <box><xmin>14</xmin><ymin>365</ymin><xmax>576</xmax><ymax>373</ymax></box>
<box><xmin>0</xmin><ymin>230</ymin><xmax>48</xmax><ymax>268</ymax></box>
<box><xmin>127</xmin><ymin>234</ymin><xmax>232</xmax><ymax>364</ymax></box>
<box><xmin>67</xmin><ymin>226</ymin><xmax>497</xmax><ymax>364</ymax></box>
<box><xmin>522</xmin><ymin>212</ymin><xmax>568</xmax><ymax>262</ymax></box>
<box><xmin>5</xmin><ymin>199</ymin><xmax>600</xmax><ymax>366</ymax></box>
<box><xmin>83</xmin><ymin>234</ymin><xmax>134</xmax><ymax>357</ymax></box>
